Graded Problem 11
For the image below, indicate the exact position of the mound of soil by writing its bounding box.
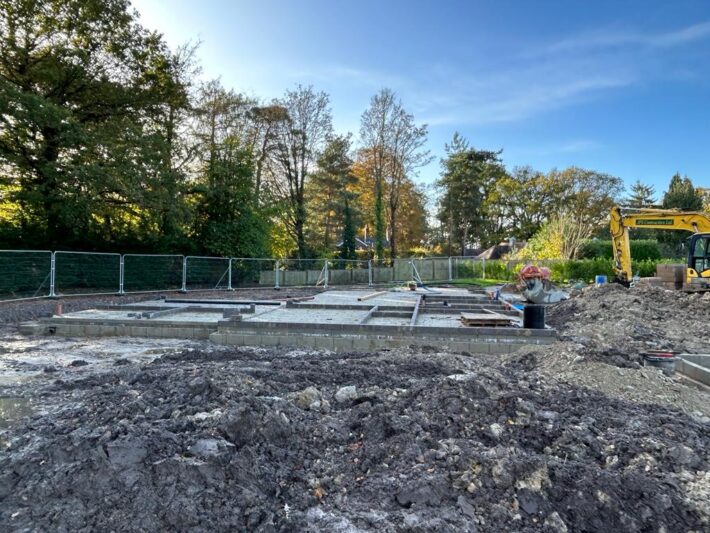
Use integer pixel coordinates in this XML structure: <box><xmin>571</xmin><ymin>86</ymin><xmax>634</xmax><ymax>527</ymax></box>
<box><xmin>1</xmin><ymin>346</ymin><xmax>708</xmax><ymax>532</ymax></box>
<box><xmin>547</xmin><ymin>284</ymin><xmax>710</xmax><ymax>367</ymax></box>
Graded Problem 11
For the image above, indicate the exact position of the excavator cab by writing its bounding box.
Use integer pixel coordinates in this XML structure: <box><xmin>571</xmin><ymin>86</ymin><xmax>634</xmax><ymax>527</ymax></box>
<box><xmin>687</xmin><ymin>233</ymin><xmax>710</xmax><ymax>286</ymax></box>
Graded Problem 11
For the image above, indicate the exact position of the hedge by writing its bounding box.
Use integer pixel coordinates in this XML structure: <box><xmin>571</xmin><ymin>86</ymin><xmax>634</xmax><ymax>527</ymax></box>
<box><xmin>580</xmin><ymin>239</ymin><xmax>661</xmax><ymax>261</ymax></box>
<box><xmin>455</xmin><ymin>257</ymin><xmax>677</xmax><ymax>284</ymax></box>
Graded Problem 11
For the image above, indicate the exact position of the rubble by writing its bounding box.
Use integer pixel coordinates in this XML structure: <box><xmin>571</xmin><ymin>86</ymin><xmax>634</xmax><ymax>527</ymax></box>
<box><xmin>1</xmin><ymin>344</ymin><xmax>708</xmax><ymax>531</ymax></box>
<box><xmin>547</xmin><ymin>284</ymin><xmax>710</xmax><ymax>366</ymax></box>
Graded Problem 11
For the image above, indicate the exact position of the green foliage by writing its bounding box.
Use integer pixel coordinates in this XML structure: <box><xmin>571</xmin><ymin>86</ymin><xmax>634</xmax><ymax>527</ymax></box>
<box><xmin>580</xmin><ymin>240</ymin><xmax>661</xmax><ymax>261</ymax></box>
<box><xmin>660</xmin><ymin>173</ymin><xmax>705</xmax><ymax>254</ymax></box>
<box><xmin>625</xmin><ymin>180</ymin><xmax>656</xmax><ymax>207</ymax></box>
<box><xmin>437</xmin><ymin>133</ymin><xmax>505</xmax><ymax>253</ymax></box>
<box><xmin>340</xmin><ymin>198</ymin><xmax>357</xmax><ymax>260</ymax></box>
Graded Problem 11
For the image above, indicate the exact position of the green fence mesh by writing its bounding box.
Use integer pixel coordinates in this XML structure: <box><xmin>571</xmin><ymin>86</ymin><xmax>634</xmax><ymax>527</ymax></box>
<box><xmin>230</xmin><ymin>259</ymin><xmax>276</xmax><ymax>288</ymax></box>
<box><xmin>185</xmin><ymin>257</ymin><xmax>230</xmax><ymax>290</ymax></box>
<box><xmin>54</xmin><ymin>252</ymin><xmax>120</xmax><ymax>295</ymax></box>
<box><xmin>0</xmin><ymin>251</ymin><xmax>52</xmax><ymax>300</ymax></box>
<box><xmin>123</xmin><ymin>255</ymin><xmax>183</xmax><ymax>292</ymax></box>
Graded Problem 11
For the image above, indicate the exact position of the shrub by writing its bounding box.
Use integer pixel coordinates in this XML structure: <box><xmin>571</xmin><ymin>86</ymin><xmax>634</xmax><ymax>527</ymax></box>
<box><xmin>580</xmin><ymin>239</ymin><xmax>661</xmax><ymax>261</ymax></box>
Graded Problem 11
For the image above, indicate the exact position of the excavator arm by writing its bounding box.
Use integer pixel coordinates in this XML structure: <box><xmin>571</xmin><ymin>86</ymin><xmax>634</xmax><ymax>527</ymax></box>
<box><xmin>610</xmin><ymin>206</ymin><xmax>710</xmax><ymax>284</ymax></box>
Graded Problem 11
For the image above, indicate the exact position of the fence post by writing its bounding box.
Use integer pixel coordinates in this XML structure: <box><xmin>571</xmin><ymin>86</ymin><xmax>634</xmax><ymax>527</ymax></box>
<box><xmin>448</xmin><ymin>257</ymin><xmax>453</xmax><ymax>281</ymax></box>
<box><xmin>118</xmin><ymin>255</ymin><xmax>125</xmax><ymax>295</ymax></box>
<box><xmin>181</xmin><ymin>256</ymin><xmax>187</xmax><ymax>292</ymax></box>
<box><xmin>49</xmin><ymin>252</ymin><xmax>56</xmax><ymax>298</ymax></box>
<box><xmin>482</xmin><ymin>258</ymin><xmax>486</xmax><ymax>280</ymax></box>
<box><xmin>227</xmin><ymin>258</ymin><xmax>233</xmax><ymax>290</ymax></box>
<box><xmin>324</xmin><ymin>261</ymin><xmax>329</xmax><ymax>289</ymax></box>
<box><xmin>368</xmin><ymin>260</ymin><xmax>373</xmax><ymax>287</ymax></box>
<box><xmin>274</xmin><ymin>260</ymin><xmax>280</xmax><ymax>289</ymax></box>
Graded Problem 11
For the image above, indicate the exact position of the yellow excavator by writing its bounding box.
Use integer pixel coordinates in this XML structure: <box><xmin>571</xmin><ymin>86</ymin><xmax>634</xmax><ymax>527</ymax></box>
<box><xmin>610</xmin><ymin>205</ymin><xmax>710</xmax><ymax>290</ymax></box>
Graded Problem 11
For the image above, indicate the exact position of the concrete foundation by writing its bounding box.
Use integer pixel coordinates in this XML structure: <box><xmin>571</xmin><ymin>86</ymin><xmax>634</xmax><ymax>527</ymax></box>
<box><xmin>22</xmin><ymin>288</ymin><xmax>556</xmax><ymax>354</ymax></box>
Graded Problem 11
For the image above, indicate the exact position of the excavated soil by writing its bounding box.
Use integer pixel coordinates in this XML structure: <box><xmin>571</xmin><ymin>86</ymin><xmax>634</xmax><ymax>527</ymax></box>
<box><xmin>546</xmin><ymin>284</ymin><xmax>710</xmax><ymax>367</ymax></box>
<box><xmin>1</xmin><ymin>345</ymin><xmax>708</xmax><ymax>532</ymax></box>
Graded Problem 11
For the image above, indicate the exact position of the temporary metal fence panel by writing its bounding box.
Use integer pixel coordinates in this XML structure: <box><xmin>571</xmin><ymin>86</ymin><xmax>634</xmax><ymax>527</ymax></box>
<box><xmin>0</xmin><ymin>250</ymin><xmax>52</xmax><ymax>300</ymax></box>
<box><xmin>185</xmin><ymin>256</ymin><xmax>231</xmax><ymax>291</ymax></box>
<box><xmin>279</xmin><ymin>259</ymin><xmax>329</xmax><ymax>286</ymax></box>
<box><xmin>230</xmin><ymin>258</ymin><xmax>277</xmax><ymax>288</ymax></box>
<box><xmin>327</xmin><ymin>259</ymin><xmax>370</xmax><ymax>286</ymax></box>
<box><xmin>54</xmin><ymin>251</ymin><xmax>121</xmax><ymax>295</ymax></box>
<box><xmin>123</xmin><ymin>254</ymin><xmax>184</xmax><ymax>293</ymax></box>
<box><xmin>451</xmin><ymin>256</ymin><xmax>486</xmax><ymax>280</ymax></box>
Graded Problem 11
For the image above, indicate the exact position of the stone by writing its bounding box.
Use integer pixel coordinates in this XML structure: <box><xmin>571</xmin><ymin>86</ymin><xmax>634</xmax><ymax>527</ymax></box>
<box><xmin>334</xmin><ymin>385</ymin><xmax>358</xmax><ymax>403</ymax></box>
<box><xmin>290</xmin><ymin>386</ymin><xmax>322</xmax><ymax>410</ymax></box>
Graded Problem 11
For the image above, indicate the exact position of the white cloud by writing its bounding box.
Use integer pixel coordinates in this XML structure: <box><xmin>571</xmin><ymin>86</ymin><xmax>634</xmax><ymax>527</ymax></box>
<box><xmin>542</xmin><ymin>20</ymin><xmax>710</xmax><ymax>53</ymax></box>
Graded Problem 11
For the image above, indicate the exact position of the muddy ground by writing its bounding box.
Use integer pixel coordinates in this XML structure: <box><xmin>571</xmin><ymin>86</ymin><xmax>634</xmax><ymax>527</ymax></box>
<box><xmin>547</xmin><ymin>283</ymin><xmax>710</xmax><ymax>367</ymax></box>
<box><xmin>1</xmin><ymin>287</ymin><xmax>709</xmax><ymax>532</ymax></box>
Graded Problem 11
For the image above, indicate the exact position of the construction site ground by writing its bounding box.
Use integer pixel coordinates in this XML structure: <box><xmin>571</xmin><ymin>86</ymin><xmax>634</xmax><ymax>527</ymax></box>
<box><xmin>0</xmin><ymin>285</ymin><xmax>708</xmax><ymax>532</ymax></box>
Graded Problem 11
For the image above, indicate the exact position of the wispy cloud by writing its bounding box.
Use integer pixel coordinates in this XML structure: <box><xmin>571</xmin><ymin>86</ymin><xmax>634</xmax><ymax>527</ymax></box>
<box><xmin>542</xmin><ymin>20</ymin><xmax>710</xmax><ymax>53</ymax></box>
<box><xmin>282</xmin><ymin>20</ymin><xmax>707</xmax><ymax>129</ymax></box>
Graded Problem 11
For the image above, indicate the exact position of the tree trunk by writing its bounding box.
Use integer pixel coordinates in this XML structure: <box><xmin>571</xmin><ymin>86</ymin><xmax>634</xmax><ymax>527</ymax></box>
<box><xmin>389</xmin><ymin>205</ymin><xmax>397</xmax><ymax>259</ymax></box>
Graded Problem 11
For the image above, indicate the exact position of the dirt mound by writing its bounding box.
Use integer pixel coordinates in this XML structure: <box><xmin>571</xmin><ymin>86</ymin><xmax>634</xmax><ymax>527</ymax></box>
<box><xmin>2</xmin><ymin>346</ymin><xmax>708</xmax><ymax>532</ymax></box>
<box><xmin>547</xmin><ymin>284</ymin><xmax>710</xmax><ymax>367</ymax></box>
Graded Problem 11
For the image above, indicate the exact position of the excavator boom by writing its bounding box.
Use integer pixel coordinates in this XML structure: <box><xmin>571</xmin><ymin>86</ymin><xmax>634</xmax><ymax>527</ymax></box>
<box><xmin>610</xmin><ymin>205</ymin><xmax>710</xmax><ymax>286</ymax></box>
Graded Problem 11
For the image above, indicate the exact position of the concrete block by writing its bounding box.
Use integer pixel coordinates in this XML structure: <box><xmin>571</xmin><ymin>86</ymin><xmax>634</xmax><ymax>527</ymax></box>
<box><xmin>242</xmin><ymin>334</ymin><xmax>262</xmax><ymax>347</ymax></box>
<box><xmin>261</xmin><ymin>334</ymin><xmax>280</xmax><ymax>346</ymax></box>
<box><xmin>488</xmin><ymin>343</ymin><xmax>513</xmax><ymax>354</ymax></box>
<box><xmin>333</xmin><ymin>337</ymin><xmax>354</xmax><ymax>351</ymax></box>
<box><xmin>223</xmin><ymin>333</ymin><xmax>242</xmax><ymax>345</ymax></box>
<box><xmin>209</xmin><ymin>332</ymin><xmax>226</xmax><ymax>344</ymax></box>
<box><xmin>296</xmin><ymin>335</ymin><xmax>317</xmax><ymax>348</ymax></box>
<box><xmin>467</xmin><ymin>342</ymin><xmax>490</xmax><ymax>354</ymax></box>
<box><xmin>352</xmin><ymin>337</ymin><xmax>374</xmax><ymax>351</ymax></box>
<box><xmin>99</xmin><ymin>325</ymin><xmax>117</xmax><ymax>336</ymax></box>
<box><xmin>314</xmin><ymin>336</ymin><xmax>334</xmax><ymax>350</ymax></box>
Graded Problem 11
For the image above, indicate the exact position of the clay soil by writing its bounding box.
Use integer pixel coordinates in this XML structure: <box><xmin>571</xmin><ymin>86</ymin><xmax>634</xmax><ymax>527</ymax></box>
<box><xmin>0</xmin><ymin>287</ymin><xmax>709</xmax><ymax>532</ymax></box>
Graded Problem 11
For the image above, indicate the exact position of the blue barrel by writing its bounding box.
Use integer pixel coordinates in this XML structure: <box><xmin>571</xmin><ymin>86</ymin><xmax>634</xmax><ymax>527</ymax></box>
<box><xmin>595</xmin><ymin>275</ymin><xmax>607</xmax><ymax>285</ymax></box>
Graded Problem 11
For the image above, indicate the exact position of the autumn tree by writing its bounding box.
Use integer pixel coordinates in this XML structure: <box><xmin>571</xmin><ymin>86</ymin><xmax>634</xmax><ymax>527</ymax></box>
<box><xmin>305</xmin><ymin>134</ymin><xmax>359</xmax><ymax>255</ymax></box>
<box><xmin>359</xmin><ymin>89</ymin><xmax>430</xmax><ymax>259</ymax></box>
<box><xmin>271</xmin><ymin>85</ymin><xmax>333</xmax><ymax>258</ymax></box>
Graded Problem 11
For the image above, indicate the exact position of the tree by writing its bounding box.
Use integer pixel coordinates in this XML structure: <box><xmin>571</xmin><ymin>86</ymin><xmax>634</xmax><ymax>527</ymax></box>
<box><xmin>436</xmin><ymin>133</ymin><xmax>505</xmax><ymax>254</ymax></box>
<box><xmin>305</xmin><ymin>134</ymin><xmax>358</xmax><ymax>254</ymax></box>
<box><xmin>625</xmin><ymin>180</ymin><xmax>656</xmax><ymax>207</ymax></box>
<box><xmin>191</xmin><ymin>82</ymin><xmax>268</xmax><ymax>257</ymax></box>
<box><xmin>662</xmin><ymin>173</ymin><xmax>703</xmax><ymax>211</ymax></box>
<box><xmin>517</xmin><ymin>213</ymin><xmax>592</xmax><ymax>260</ymax></box>
<box><xmin>340</xmin><ymin>198</ymin><xmax>357</xmax><ymax>260</ymax></box>
<box><xmin>484</xmin><ymin>166</ymin><xmax>566</xmax><ymax>242</ymax></box>
<box><xmin>271</xmin><ymin>85</ymin><xmax>333</xmax><ymax>258</ymax></box>
<box><xmin>660</xmin><ymin>173</ymin><xmax>704</xmax><ymax>254</ymax></box>
<box><xmin>360</xmin><ymin>89</ymin><xmax>430</xmax><ymax>260</ymax></box>
<box><xmin>360</xmin><ymin>89</ymin><xmax>396</xmax><ymax>260</ymax></box>
<box><xmin>0</xmin><ymin>0</ymin><xmax>193</xmax><ymax>250</ymax></box>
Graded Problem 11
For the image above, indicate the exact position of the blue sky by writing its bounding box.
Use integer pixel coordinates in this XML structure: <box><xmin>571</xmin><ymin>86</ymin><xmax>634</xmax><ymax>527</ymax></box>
<box><xmin>132</xmin><ymin>0</ymin><xmax>710</xmax><ymax>198</ymax></box>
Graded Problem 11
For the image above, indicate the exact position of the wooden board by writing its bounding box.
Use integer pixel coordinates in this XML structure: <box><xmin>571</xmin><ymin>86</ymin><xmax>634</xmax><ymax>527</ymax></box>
<box><xmin>460</xmin><ymin>311</ymin><xmax>513</xmax><ymax>328</ymax></box>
